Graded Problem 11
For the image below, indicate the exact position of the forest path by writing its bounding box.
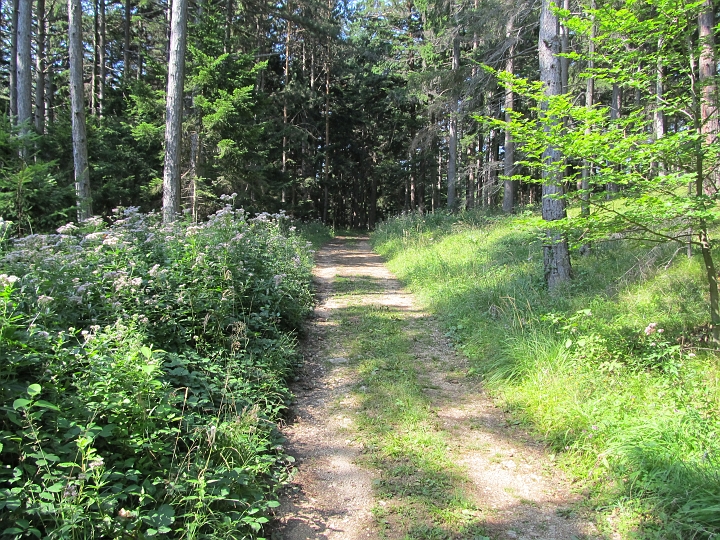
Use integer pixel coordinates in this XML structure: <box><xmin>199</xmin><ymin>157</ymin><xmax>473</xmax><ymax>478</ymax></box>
<box><xmin>271</xmin><ymin>236</ymin><xmax>602</xmax><ymax>540</ymax></box>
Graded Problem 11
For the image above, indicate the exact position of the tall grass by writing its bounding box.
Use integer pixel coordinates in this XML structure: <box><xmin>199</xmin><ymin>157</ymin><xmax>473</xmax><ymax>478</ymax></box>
<box><xmin>372</xmin><ymin>210</ymin><xmax>720</xmax><ymax>538</ymax></box>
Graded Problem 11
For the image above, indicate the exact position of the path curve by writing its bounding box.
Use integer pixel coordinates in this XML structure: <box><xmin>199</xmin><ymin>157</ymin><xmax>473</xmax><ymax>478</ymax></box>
<box><xmin>272</xmin><ymin>237</ymin><xmax>601</xmax><ymax>540</ymax></box>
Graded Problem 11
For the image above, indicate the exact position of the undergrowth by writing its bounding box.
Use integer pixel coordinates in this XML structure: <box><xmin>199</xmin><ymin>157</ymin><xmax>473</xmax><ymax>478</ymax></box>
<box><xmin>372</xmin><ymin>209</ymin><xmax>720</xmax><ymax>539</ymax></box>
<box><xmin>0</xmin><ymin>207</ymin><xmax>325</xmax><ymax>538</ymax></box>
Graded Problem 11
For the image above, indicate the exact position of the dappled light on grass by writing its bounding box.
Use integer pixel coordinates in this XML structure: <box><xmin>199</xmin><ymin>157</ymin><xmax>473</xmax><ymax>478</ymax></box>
<box><xmin>372</xmin><ymin>209</ymin><xmax>720</xmax><ymax>538</ymax></box>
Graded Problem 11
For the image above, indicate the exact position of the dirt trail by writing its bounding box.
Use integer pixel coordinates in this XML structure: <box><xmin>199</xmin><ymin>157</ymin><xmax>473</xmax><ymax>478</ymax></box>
<box><xmin>272</xmin><ymin>237</ymin><xmax>601</xmax><ymax>540</ymax></box>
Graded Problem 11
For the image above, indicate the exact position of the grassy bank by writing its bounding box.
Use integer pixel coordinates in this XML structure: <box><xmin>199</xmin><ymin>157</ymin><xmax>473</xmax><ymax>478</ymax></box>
<box><xmin>0</xmin><ymin>208</ymin><xmax>330</xmax><ymax>539</ymax></box>
<box><xmin>372</xmin><ymin>210</ymin><xmax>720</xmax><ymax>539</ymax></box>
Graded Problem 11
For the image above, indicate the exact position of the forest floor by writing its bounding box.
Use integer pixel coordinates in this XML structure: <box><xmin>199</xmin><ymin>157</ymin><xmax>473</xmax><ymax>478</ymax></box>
<box><xmin>271</xmin><ymin>236</ymin><xmax>604</xmax><ymax>540</ymax></box>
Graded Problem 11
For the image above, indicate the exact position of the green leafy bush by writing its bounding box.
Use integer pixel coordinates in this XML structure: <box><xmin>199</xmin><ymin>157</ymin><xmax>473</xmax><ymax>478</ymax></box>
<box><xmin>0</xmin><ymin>207</ymin><xmax>317</xmax><ymax>538</ymax></box>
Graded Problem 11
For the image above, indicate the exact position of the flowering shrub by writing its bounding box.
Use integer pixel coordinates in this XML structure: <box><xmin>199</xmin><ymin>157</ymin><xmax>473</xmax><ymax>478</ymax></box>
<box><xmin>0</xmin><ymin>207</ymin><xmax>317</xmax><ymax>538</ymax></box>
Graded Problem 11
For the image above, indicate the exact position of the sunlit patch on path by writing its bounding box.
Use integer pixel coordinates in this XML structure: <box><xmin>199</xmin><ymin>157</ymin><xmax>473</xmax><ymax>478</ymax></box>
<box><xmin>273</xmin><ymin>236</ymin><xmax>602</xmax><ymax>540</ymax></box>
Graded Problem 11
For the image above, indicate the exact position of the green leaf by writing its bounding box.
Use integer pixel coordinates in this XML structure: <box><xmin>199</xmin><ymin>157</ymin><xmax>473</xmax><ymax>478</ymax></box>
<box><xmin>27</xmin><ymin>384</ymin><xmax>41</xmax><ymax>397</ymax></box>
<box><xmin>34</xmin><ymin>400</ymin><xmax>59</xmax><ymax>411</ymax></box>
<box><xmin>12</xmin><ymin>398</ymin><xmax>31</xmax><ymax>410</ymax></box>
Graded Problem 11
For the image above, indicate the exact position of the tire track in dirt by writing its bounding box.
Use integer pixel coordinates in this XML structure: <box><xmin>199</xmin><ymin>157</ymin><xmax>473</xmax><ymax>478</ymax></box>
<box><xmin>272</xmin><ymin>236</ymin><xmax>602</xmax><ymax>540</ymax></box>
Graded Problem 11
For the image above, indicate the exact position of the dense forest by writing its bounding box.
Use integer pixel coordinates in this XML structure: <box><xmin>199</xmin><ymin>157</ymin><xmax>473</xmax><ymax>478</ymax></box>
<box><xmin>2</xmin><ymin>0</ymin><xmax>720</xmax><ymax>536</ymax></box>
<box><xmin>2</xmin><ymin>0</ymin><xmax>719</xmax><ymax>237</ymax></box>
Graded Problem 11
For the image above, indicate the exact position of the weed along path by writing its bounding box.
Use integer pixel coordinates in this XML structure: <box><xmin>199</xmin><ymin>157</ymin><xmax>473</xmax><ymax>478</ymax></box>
<box><xmin>272</xmin><ymin>236</ymin><xmax>601</xmax><ymax>540</ymax></box>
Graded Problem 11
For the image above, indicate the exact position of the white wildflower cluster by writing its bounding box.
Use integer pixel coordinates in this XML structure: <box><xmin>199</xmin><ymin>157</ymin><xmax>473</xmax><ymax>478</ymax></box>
<box><xmin>37</xmin><ymin>295</ymin><xmax>54</xmax><ymax>306</ymax></box>
<box><xmin>83</xmin><ymin>216</ymin><xmax>105</xmax><ymax>228</ymax></box>
<box><xmin>0</xmin><ymin>274</ymin><xmax>19</xmax><ymax>288</ymax></box>
<box><xmin>57</xmin><ymin>223</ymin><xmax>78</xmax><ymax>235</ymax></box>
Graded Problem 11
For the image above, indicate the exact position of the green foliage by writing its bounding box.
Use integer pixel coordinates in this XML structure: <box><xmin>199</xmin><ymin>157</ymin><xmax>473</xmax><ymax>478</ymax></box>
<box><xmin>0</xmin><ymin>120</ymin><xmax>74</xmax><ymax>234</ymax></box>
<box><xmin>372</xmin><ymin>210</ymin><xmax>720</xmax><ymax>538</ymax></box>
<box><xmin>0</xmin><ymin>208</ymin><xmax>319</xmax><ymax>537</ymax></box>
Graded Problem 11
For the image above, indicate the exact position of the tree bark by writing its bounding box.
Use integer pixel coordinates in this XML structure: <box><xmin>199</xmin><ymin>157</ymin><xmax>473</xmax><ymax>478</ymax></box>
<box><xmin>539</xmin><ymin>0</ymin><xmax>572</xmax><ymax>290</ymax></box>
<box><xmin>654</xmin><ymin>36</ymin><xmax>665</xmax><ymax>142</ymax></box>
<box><xmin>699</xmin><ymin>0</ymin><xmax>718</xmax><ymax>195</ymax></box>
<box><xmin>606</xmin><ymin>83</ymin><xmax>622</xmax><ymax>195</ymax></box>
<box><xmin>98</xmin><ymin>0</ymin><xmax>105</xmax><ymax>117</ymax></box>
<box><xmin>45</xmin><ymin>16</ymin><xmax>53</xmax><ymax>125</ymax></box>
<box><xmin>560</xmin><ymin>0</ymin><xmax>569</xmax><ymax>94</ymax></box>
<box><xmin>9</xmin><ymin>0</ymin><xmax>18</xmax><ymax>124</ymax></box>
<box><xmin>502</xmin><ymin>18</ymin><xmax>516</xmax><ymax>214</ymax></box>
<box><xmin>68</xmin><ymin>0</ymin><xmax>92</xmax><ymax>220</ymax></box>
<box><xmin>123</xmin><ymin>0</ymin><xmax>131</xmax><ymax>82</ymax></box>
<box><xmin>162</xmin><ymin>0</ymin><xmax>188</xmax><ymax>222</ymax></box>
<box><xmin>35</xmin><ymin>0</ymin><xmax>46</xmax><ymax>133</ymax></box>
<box><xmin>322</xmin><ymin>16</ymin><xmax>331</xmax><ymax>224</ymax></box>
<box><xmin>580</xmin><ymin>1</ymin><xmax>595</xmax><ymax>255</ymax></box>
<box><xmin>16</xmin><ymin>0</ymin><xmax>32</xmax><ymax>147</ymax></box>
<box><xmin>447</xmin><ymin>35</ymin><xmax>460</xmax><ymax>211</ymax></box>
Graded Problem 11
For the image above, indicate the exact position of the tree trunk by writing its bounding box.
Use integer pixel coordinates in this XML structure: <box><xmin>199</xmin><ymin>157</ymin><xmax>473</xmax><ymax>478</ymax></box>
<box><xmin>606</xmin><ymin>83</ymin><xmax>622</xmax><ymax>195</ymax></box>
<box><xmin>224</xmin><ymin>0</ymin><xmax>233</xmax><ymax>53</ymax></box>
<box><xmin>447</xmin><ymin>35</ymin><xmax>460</xmax><ymax>211</ymax></box>
<box><xmin>45</xmin><ymin>17</ymin><xmax>53</xmax><ymax>126</ymax></box>
<box><xmin>9</xmin><ymin>0</ymin><xmax>18</xmax><ymax>124</ymax></box>
<box><xmin>699</xmin><ymin>0</ymin><xmax>718</xmax><ymax>195</ymax></box>
<box><xmin>68</xmin><ymin>0</ymin><xmax>92</xmax><ymax>220</ymax></box>
<box><xmin>580</xmin><ymin>1</ymin><xmax>595</xmax><ymax>254</ymax></box>
<box><xmin>35</xmin><ymin>0</ymin><xmax>46</xmax><ymax>133</ymax></box>
<box><xmin>123</xmin><ymin>0</ymin><xmax>131</xmax><ymax>82</ymax></box>
<box><xmin>92</xmin><ymin>0</ymin><xmax>98</xmax><ymax>114</ymax></box>
<box><xmin>323</xmin><ymin>47</ymin><xmax>330</xmax><ymax>224</ymax></box>
<box><xmin>539</xmin><ymin>0</ymin><xmax>572</xmax><ymax>290</ymax></box>
<box><xmin>162</xmin><ymin>0</ymin><xmax>188</xmax><ymax>222</ymax></box>
<box><xmin>560</xmin><ymin>0</ymin><xmax>569</xmax><ymax>94</ymax></box>
<box><xmin>189</xmin><ymin>130</ymin><xmax>199</xmax><ymax>222</ymax></box>
<box><xmin>502</xmin><ymin>18</ymin><xmax>516</xmax><ymax>213</ymax></box>
<box><xmin>282</xmin><ymin>9</ymin><xmax>291</xmax><ymax>198</ymax></box>
<box><xmin>98</xmin><ymin>0</ymin><xmax>105</xmax><ymax>117</ymax></box>
<box><xmin>16</xmin><ymin>0</ymin><xmax>32</xmax><ymax>148</ymax></box>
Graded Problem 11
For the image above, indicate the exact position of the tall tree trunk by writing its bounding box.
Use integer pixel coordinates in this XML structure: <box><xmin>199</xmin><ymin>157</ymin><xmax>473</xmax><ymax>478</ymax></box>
<box><xmin>447</xmin><ymin>35</ymin><xmax>460</xmax><ymax>211</ymax></box>
<box><xmin>654</xmin><ymin>36</ymin><xmax>665</xmax><ymax>143</ymax></box>
<box><xmin>45</xmin><ymin>16</ymin><xmax>53</xmax><ymax>125</ymax></box>
<box><xmin>606</xmin><ymin>83</ymin><xmax>622</xmax><ymax>195</ymax></box>
<box><xmin>224</xmin><ymin>0</ymin><xmax>233</xmax><ymax>53</ymax></box>
<box><xmin>539</xmin><ymin>0</ymin><xmax>572</xmax><ymax>290</ymax></box>
<box><xmin>35</xmin><ymin>0</ymin><xmax>46</xmax><ymax>133</ymax></box>
<box><xmin>189</xmin><ymin>130</ymin><xmax>199</xmax><ymax>222</ymax></box>
<box><xmin>581</xmin><ymin>0</ymin><xmax>595</xmax><ymax>217</ymax></box>
<box><xmin>322</xmin><ymin>15</ymin><xmax>331</xmax><ymax>224</ymax></box>
<box><xmin>162</xmin><ymin>0</ymin><xmax>188</xmax><ymax>222</ymax></box>
<box><xmin>369</xmin><ymin>152</ymin><xmax>377</xmax><ymax>228</ymax></box>
<box><xmin>560</xmin><ymin>0</ymin><xmax>569</xmax><ymax>94</ymax></box>
<box><xmin>92</xmin><ymin>0</ymin><xmax>98</xmax><ymax>114</ymax></box>
<box><xmin>282</xmin><ymin>9</ymin><xmax>291</xmax><ymax>203</ymax></box>
<box><xmin>68</xmin><ymin>0</ymin><xmax>92</xmax><ymax>220</ymax></box>
<box><xmin>9</xmin><ymin>0</ymin><xmax>18</xmax><ymax>124</ymax></box>
<box><xmin>16</xmin><ymin>0</ymin><xmax>32</xmax><ymax>151</ymax></box>
<box><xmin>98</xmin><ymin>0</ymin><xmax>105</xmax><ymax>117</ymax></box>
<box><xmin>699</xmin><ymin>0</ymin><xmax>718</xmax><ymax>195</ymax></box>
<box><xmin>123</xmin><ymin>0</ymin><xmax>131</xmax><ymax>82</ymax></box>
<box><xmin>580</xmin><ymin>0</ymin><xmax>595</xmax><ymax>254</ymax></box>
<box><xmin>503</xmin><ymin>17</ymin><xmax>516</xmax><ymax>214</ymax></box>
